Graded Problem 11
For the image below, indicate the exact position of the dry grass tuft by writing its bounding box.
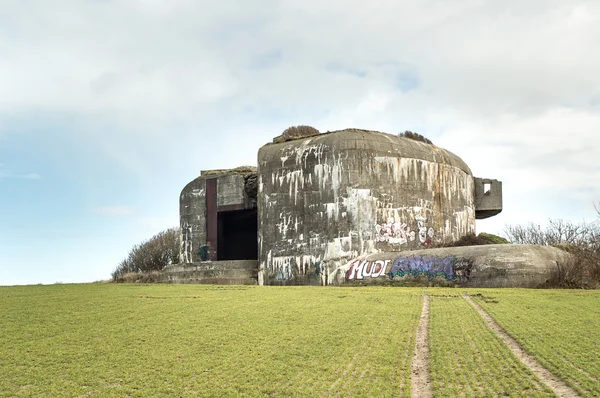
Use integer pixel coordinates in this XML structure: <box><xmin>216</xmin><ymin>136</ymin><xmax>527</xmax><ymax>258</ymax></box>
<box><xmin>113</xmin><ymin>271</ymin><xmax>163</xmax><ymax>283</ymax></box>
<box><xmin>398</xmin><ymin>130</ymin><xmax>433</xmax><ymax>145</ymax></box>
<box><xmin>273</xmin><ymin>125</ymin><xmax>320</xmax><ymax>143</ymax></box>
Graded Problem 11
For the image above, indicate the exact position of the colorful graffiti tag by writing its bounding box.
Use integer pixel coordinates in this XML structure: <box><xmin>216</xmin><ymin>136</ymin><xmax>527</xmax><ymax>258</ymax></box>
<box><xmin>197</xmin><ymin>245</ymin><xmax>210</xmax><ymax>261</ymax></box>
<box><xmin>346</xmin><ymin>256</ymin><xmax>472</xmax><ymax>282</ymax></box>
<box><xmin>390</xmin><ymin>256</ymin><xmax>454</xmax><ymax>280</ymax></box>
<box><xmin>375</xmin><ymin>220</ymin><xmax>435</xmax><ymax>247</ymax></box>
<box><xmin>346</xmin><ymin>260</ymin><xmax>391</xmax><ymax>280</ymax></box>
<box><xmin>375</xmin><ymin>222</ymin><xmax>415</xmax><ymax>244</ymax></box>
<box><xmin>275</xmin><ymin>262</ymin><xmax>293</xmax><ymax>281</ymax></box>
<box><xmin>313</xmin><ymin>263</ymin><xmax>324</xmax><ymax>278</ymax></box>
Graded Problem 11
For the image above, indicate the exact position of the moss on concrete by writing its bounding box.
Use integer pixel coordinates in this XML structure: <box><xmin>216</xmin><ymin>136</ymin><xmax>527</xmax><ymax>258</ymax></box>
<box><xmin>201</xmin><ymin>166</ymin><xmax>257</xmax><ymax>177</ymax></box>
<box><xmin>478</xmin><ymin>233</ymin><xmax>511</xmax><ymax>245</ymax></box>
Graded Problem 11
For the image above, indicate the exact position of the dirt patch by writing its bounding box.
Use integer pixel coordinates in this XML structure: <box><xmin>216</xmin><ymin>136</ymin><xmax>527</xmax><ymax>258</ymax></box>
<box><xmin>462</xmin><ymin>293</ymin><xmax>580</xmax><ymax>398</ymax></box>
<box><xmin>411</xmin><ymin>293</ymin><xmax>433</xmax><ymax>398</ymax></box>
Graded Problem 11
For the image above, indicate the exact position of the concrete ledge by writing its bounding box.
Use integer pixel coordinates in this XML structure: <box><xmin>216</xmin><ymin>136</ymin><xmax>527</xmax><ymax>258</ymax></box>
<box><xmin>164</xmin><ymin>260</ymin><xmax>258</xmax><ymax>272</ymax></box>
<box><xmin>162</xmin><ymin>277</ymin><xmax>257</xmax><ymax>285</ymax></box>
<box><xmin>162</xmin><ymin>260</ymin><xmax>258</xmax><ymax>285</ymax></box>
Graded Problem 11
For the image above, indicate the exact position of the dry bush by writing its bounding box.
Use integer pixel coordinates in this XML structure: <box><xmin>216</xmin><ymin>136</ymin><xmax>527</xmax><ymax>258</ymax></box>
<box><xmin>112</xmin><ymin>228</ymin><xmax>180</xmax><ymax>282</ymax></box>
<box><xmin>545</xmin><ymin>248</ymin><xmax>600</xmax><ymax>289</ymax></box>
<box><xmin>116</xmin><ymin>272</ymin><xmax>143</xmax><ymax>283</ymax></box>
<box><xmin>282</xmin><ymin>125</ymin><xmax>319</xmax><ymax>137</ymax></box>
<box><xmin>505</xmin><ymin>219</ymin><xmax>600</xmax><ymax>248</ymax></box>
<box><xmin>273</xmin><ymin>125</ymin><xmax>320</xmax><ymax>143</ymax></box>
<box><xmin>505</xmin><ymin>218</ymin><xmax>600</xmax><ymax>288</ymax></box>
<box><xmin>114</xmin><ymin>271</ymin><xmax>163</xmax><ymax>284</ymax></box>
<box><xmin>398</xmin><ymin>130</ymin><xmax>433</xmax><ymax>145</ymax></box>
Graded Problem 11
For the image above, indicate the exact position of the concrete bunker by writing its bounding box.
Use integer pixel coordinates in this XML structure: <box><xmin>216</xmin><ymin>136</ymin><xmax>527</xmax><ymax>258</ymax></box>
<box><xmin>474</xmin><ymin>178</ymin><xmax>503</xmax><ymax>219</ymax></box>
<box><xmin>175</xmin><ymin>128</ymin><xmax>510</xmax><ymax>286</ymax></box>
<box><xmin>179</xmin><ymin>167</ymin><xmax>258</xmax><ymax>263</ymax></box>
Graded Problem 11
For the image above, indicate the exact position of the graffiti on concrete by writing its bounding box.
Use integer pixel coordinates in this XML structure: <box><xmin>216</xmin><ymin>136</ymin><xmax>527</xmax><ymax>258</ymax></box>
<box><xmin>375</xmin><ymin>221</ymin><xmax>415</xmax><ymax>244</ymax></box>
<box><xmin>375</xmin><ymin>219</ymin><xmax>434</xmax><ymax>246</ymax></box>
<box><xmin>314</xmin><ymin>262</ymin><xmax>323</xmax><ymax>277</ymax></box>
<box><xmin>311</xmin><ymin>262</ymin><xmax>327</xmax><ymax>284</ymax></box>
<box><xmin>390</xmin><ymin>256</ymin><xmax>454</xmax><ymax>280</ymax></box>
<box><xmin>347</xmin><ymin>259</ymin><xmax>392</xmax><ymax>280</ymax></box>
<box><xmin>346</xmin><ymin>256</ymin><xmax>473</xmax><ymax>282</ymax></box>
<box><xmin>198</xmin><ymin>245</ymin><xmax>210</xmax><ymax>261</ymax></box>
<box><xmin>452</xmin><ymin>260</ymin><xmax>473</xmax><ymax>282</ymax></box>
<box><xmin>275</xmin><ymin>261</ymin><xmax>293</xmax><ymax>281</ymax></box>
<box><xmin>417</xmin><ymin>220</ymin><xmax>435</xmax><ymax>247</ymax></box>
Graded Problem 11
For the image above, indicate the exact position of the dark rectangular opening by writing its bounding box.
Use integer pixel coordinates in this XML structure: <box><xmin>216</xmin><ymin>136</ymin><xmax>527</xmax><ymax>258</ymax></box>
<box><xmin>217</xmin><ymin>208</ymin><xmax>258</xmax><ymax>260</ymax></box>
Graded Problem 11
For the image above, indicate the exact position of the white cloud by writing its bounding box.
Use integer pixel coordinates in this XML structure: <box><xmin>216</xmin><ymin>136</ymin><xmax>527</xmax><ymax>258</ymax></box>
<box><xmin>1</xmin><ymin>0</ymin><xmax>599</xmax><ymax>231</ymax></box>
<box><xmin>2</xmin><ymin>0</ymin><xmax>596</xmax><ymax>118</ymax></box>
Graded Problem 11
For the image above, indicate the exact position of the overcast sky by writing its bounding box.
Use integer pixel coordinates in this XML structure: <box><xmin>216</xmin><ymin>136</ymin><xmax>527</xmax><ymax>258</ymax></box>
<box><xmin>1</xmin><ymin>0</ymin><xmax>599</xmax><ymax>285</ymax></box>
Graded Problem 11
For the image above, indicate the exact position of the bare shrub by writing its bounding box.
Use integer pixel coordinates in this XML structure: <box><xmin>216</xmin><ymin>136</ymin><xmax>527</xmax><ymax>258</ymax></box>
<box><xmin>545</xmin><ymin>248</ymin><xmax>599</xmax><ymax>289</ymax></box>
<box><xmin>282</xmin><ymin>125</ymin><xmax>319</xmax><ymax>137</ymax></box>
<box><xmin>505</xmin><ymin>218</ymin><xmax>600</xmax><ymax>288</ymax></box>
<box><xmin>504</xmin><ymin>219</ymin><xmax>595</xmax><ymax>247</ymax></box>
<box><xmin>398</xmin><ymin>130</ymin><xmax>433</xmax><ymax>145</ymax></box>
<box><xmin>112</xmin><ymin>228</ymin><xmax>180</xmax><ymax>282</ymax></box>
<box><xmin>273</xmin><ymin>125</ymin><xmax>320</xmax><ymax>143</ymax></box>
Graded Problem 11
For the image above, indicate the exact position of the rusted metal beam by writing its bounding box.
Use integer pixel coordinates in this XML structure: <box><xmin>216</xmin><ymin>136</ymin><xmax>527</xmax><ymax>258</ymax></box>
<box><xmin>205</xmin><ymin>178</ymin><xmax>218</xmax><ymax>261</ymax></box>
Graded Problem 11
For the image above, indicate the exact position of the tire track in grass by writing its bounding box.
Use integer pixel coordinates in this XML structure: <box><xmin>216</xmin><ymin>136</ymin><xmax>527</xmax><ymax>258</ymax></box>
<box><xmin>411</xmin><ymin>293</ymin><xmax>432</xmax><ymax>398</ymax></box>
<box><xmin>561</xmin><ymin>356</ymin><xmax>600</xmax><ymax>386</ymax></box>
<box><xmin>327</xmin><ymin>331</ymin><xmax>373</xmax><ymax>396</ymax></box>
<box><xmin>462</xmin><ymin>293</ymin><xmax>580</xmax><ymax>398</ymax></box>
<box><xmin>337</xmin><ymin>337</ymin><xmax>376</xmax><ymax>396</ymax></box>
<box><xmin>399</xmin><ymin>307</ymin><xmax>418</xmax><ymax>397</ymax></box>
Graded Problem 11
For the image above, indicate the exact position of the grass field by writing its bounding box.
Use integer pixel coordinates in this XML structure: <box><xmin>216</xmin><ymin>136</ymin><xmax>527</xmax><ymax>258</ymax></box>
<box><xmin>1</xmin><ymin>284</ymin><xmax>422</xmax><ymax>397</ymax></box>
<box><xmin>1</xmin><ymin>284</ymin><xmax>599</xmax><ymax>397</ymax></box>
<box><xmin>429</xmin><ymin>293</ymin><xmax>553</xmax><ymax>397</ymax></box>
<box><xmin>472</xmin><ymin>289</ymin><xmax>600</xmax><ymax>398</ymax></box>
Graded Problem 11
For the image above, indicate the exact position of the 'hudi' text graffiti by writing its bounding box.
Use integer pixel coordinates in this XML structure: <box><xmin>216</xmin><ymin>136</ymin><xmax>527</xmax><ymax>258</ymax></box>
<box><xmin>346</xmin><ymin>256</ymin><xmax>473</xmax><ymax>282</ymax></box>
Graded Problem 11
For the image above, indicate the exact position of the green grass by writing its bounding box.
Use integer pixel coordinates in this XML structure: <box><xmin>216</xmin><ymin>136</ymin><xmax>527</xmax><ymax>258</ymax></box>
<box><xmin>428</xmin><ymin>291</ymin><xmax>553</xmax><ymax>397</ymax></box>
<box><xmin>2</xmin><ymin>284</ymin><xmax>600</xmax><ymax>397</ymax></box>
<box><xmin>0</xmin><ymin>284</ymin><xmax>422</xmax><ymax>397</ymax></box>
<box><xmin>471</xmin><ymin>289</ymin><xmax>600</xmax><ymax>397</ymax></box>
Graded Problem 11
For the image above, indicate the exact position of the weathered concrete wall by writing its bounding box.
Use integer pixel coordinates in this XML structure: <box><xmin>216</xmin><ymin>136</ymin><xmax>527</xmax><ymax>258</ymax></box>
<box><xmin>330</xmin><ymin>244</ymin><xmax>567</xmax><ymax>288</ymax></box>
<box><xmin>180</xmin><ymin>177</ymin><xmax>207</xmax><ymax>263</ymax></box>
<box><xmin>216</xmin><ymin>174</ymin><xmax>246</xmax><ymax>207</ymax></box>
<box><xmin>475</xmin><ymin>178</ymin><xmax>503</xmax><ymax>219</ymax></box>
<box><xmin>179</xmin><ymin>168</ymin><xmax>256</xmax><ymax>263</ymax></box>
<box><xmin>161</xmin><ymin>260</ymin><xmax>258</xmax><ymax>285</ymax></box>
<box><xmin>257</xmin><ymin>129</ymin><xmax>477</xmax><ymax>285</ymax></box>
